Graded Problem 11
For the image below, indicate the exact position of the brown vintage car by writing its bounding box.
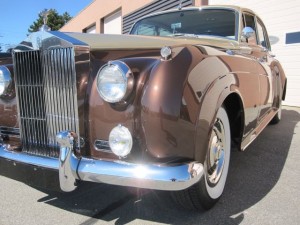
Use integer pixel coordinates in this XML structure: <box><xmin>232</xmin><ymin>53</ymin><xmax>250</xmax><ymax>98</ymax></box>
<box><xmin>0</xmin><ymin>6</ymin><xmax>286</xmax><ymax>210</ymax></box>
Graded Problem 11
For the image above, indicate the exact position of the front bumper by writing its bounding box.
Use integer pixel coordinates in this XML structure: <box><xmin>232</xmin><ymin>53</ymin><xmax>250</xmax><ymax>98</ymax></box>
<box><xmin>0</xmin><ymin>131</ymin><xmax>204</xmax><ymax>191</ymax></box>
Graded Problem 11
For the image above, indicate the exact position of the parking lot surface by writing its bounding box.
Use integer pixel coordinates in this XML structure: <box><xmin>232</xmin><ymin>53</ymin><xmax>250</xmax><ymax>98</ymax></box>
<box><xmin>0</xmin><ymin>106</ymin><xmax>300</xmax><ymax>225</ymax></box>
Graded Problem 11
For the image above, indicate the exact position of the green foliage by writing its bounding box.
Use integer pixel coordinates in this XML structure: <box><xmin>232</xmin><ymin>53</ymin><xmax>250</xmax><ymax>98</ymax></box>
<box><xmin>28</xmin><ymin>9</ymin><xmax>72</xmax><ymax>33</ymax></box>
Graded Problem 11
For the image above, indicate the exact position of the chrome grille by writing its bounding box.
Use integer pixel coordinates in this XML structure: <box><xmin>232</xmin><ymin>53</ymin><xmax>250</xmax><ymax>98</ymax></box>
<box><xmin>13</xmin><ymin>48</ymin><xmax>79</xmax><ymax>157</ymax></box>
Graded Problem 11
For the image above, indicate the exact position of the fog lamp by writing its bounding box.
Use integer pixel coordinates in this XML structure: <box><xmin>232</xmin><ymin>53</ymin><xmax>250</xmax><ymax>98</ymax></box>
<box><xmin>109</xmin><ymin>124</ymin><xmax>133</xmax><ymax>157</ymax></box>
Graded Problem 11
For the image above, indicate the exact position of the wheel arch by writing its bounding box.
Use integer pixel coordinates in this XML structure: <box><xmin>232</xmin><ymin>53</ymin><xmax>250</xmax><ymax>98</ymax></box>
<box><xmin>194</xmin><ymin>75</ymin><xmax>245</xmax><ymax>163</ymax></box>
<box><xmin>223</xmin><ymin>93</ymin><xmax>245</xmax><ymax>150</ymax></box>
<box><xmin>282</xmin><ymin>77</ymin><xmax>287</xmax><ymax>101</ymax></box>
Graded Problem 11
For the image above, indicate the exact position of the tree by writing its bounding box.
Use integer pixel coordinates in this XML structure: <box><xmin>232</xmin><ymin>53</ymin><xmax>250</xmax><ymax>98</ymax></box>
<box><xmin>0</xmin><ymin>46</ymin><xmax>2</xmax><ymax>52</ymax></box>
<box><xmin>28</xmin><ymin>9</ymin><xmax>72</xmax><ymax>33</ymax></box>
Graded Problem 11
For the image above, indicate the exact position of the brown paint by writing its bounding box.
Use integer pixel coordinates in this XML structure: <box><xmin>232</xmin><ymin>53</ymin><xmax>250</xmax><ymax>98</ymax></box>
<box><xmin>86</xmin><ymin>41</ymin><xmax>285</xmax><ymax>164</ymax></box>
<box><xmin>0</xmin><ymin>7</ymin><xmax>287</xmax><ymax>167</ymax></box>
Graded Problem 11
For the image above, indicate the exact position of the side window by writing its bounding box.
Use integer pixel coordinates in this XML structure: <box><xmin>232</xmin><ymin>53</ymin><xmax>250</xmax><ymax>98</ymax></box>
<box><xmin>244</xmin><ymin>14</ymin><xmax>256</xmax><ymax>30</ymax></box>
<box><xmin>243</xmin><ymin>13</ymin><xmax>257</xmax><ymax>45</ymax></box>
<box><xmin>134</xmin><ymin>24</ymin><xmax>157</xmax><ymax>36</ymax></box>
<box><xmin>158</xmin><ymin>27</ymin><xmax>172</xmax><ymax>36</ymax></box>
<box><xmin>257</xmin><ymin>20</ymin><xmax>270</xmax><ymax>50</ymax></box>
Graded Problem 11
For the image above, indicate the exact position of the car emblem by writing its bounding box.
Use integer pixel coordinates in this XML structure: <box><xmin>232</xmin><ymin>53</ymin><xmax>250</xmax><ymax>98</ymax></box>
<box><xmin>178</xmin><ymin>0</ymin><xmax>183</xmax><ymax>10</ymax></box>
<box><xmin>39</xmin><ymin>9</ymin><xmax>51</xmax><ymax>31</ymax></box>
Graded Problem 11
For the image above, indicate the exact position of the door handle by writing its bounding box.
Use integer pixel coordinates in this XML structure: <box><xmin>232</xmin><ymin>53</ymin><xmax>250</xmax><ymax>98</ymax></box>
<box><xmin>261</xmin><ymin>47</ymin><xmax>268</xmax><ymax>52</ymax></box>
<box><xmin>259</xmin><ymin>56</ymin><xmax>267</xmax><ymax>62</ymax></box>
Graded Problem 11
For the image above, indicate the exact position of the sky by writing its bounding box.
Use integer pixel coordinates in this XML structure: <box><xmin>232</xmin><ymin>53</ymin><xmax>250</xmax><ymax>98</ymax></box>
<box><xmin>0</xmin><ymin>0</ymin><xmax>93</xmax><ymax>51</ymax></box>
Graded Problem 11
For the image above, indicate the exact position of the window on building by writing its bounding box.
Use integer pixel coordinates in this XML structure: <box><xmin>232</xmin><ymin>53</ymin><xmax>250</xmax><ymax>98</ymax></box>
<box><xmin>286</xmin><ymin>32</ymin><xmax>300</xmax><ymax>44</ymax></box>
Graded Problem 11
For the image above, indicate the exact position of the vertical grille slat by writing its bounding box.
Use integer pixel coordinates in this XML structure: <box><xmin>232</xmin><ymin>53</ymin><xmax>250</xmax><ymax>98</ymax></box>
<box><xmin>13</xmin><ymin>47</ymin><xmax>79</xmax><ymax>158</ymax></box>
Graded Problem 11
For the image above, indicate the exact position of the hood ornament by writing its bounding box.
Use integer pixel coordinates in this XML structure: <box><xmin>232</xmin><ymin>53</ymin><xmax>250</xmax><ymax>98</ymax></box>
<box><xmin>178</xmin><ymin>0</ymin><xmax>183</xmax><ymax>10</ymax></box>
<box><xmin>39</xmin><ymin>9</ymin><xmax>51</xmax><ymax>31</ymax></box>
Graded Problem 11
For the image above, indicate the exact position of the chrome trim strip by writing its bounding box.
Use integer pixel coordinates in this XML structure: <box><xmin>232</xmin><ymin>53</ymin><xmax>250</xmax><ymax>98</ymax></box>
<box><xmin>76</xmin><ymin>157</ymin><xmax>203</xmax><ymax>191</ymax></box>
<box><xmin>0</xmin><ymin>145</ymin><xmax>58</xmax><ymax>169</ymax></box>
<box><xmin>49</xmin><ymin>31</ymin><xmax>88</xmax><ymax>47</ymax></box>
<box><xmin>94</xmin><ymin>139</ymin><xmax>112</xmax><ymax>153</ymax></box>
<box><xmin>0</xmin><ymin>131</ymin><xmax>204</xmax><ymax>191</ymax></box>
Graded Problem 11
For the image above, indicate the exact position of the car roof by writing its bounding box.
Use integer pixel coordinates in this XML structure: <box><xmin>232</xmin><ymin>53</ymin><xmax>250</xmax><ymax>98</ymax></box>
<box><xmin>137</xmin><ymin>5</ymin><xmax>256</xmax><ymax>20</ymax></box>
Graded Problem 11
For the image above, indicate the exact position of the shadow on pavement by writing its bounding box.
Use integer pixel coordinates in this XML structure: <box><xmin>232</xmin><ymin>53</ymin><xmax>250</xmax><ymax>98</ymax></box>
<box><xmin>34</xmin><ymin>108</ymin><xmax>300</xmax><ymax>225</ymax></box>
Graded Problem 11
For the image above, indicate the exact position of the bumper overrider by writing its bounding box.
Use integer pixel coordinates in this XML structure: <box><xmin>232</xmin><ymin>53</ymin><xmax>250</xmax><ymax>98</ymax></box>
<box><xmin>0</xmin><ymin>131</ymin><xmax>204</xmax><ymax>191</ymax></box>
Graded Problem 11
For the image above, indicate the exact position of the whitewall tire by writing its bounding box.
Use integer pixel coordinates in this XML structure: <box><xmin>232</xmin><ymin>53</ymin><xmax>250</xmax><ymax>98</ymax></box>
<box><xmin>172</xmin><ymin>106</ymin><xmax>231</xmax><ymax>210</ymax></box>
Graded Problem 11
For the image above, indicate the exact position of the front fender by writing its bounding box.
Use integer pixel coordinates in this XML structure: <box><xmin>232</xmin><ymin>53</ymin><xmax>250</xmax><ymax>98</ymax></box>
<box><xmin>141</xmin><ymin>45</ymin><xmax>205</xmax><ymax>160</ymax></box>
<box><xmin>186</xmin><ymin>55</ymin><xmax>240</xmax><ymax>163</ymax></box>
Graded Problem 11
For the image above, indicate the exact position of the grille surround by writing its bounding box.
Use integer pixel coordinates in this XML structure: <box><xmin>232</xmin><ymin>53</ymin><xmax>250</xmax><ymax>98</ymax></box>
<box><xmin>13</xmin><ymin>47</ymin><xmax>80</xmax><ymax>157</ymax></box>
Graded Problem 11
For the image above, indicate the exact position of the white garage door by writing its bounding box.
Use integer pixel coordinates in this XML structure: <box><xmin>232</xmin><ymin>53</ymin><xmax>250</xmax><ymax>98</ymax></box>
<box><xmin>86</xmin><ymin>25</ymin><xmax>96</xmax><ymax>34</ymax></box>
<box><xmin>104</xmin><ymin>11</ymin><xmax>122</xmax><ymax>34</ymax></box>
<box><xmin>209</xmin><ymin>0</ymin><xmax>300</xmax><ymax>107</ymax></box>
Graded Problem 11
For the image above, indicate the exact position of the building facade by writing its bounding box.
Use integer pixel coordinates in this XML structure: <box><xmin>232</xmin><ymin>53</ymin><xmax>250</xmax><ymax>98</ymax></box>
<box><xmin>61</xmin><ymin>0</ymin><xmax>208</xmax><ymax>34</ymax></box>
<box><xmin>61</xmin><ymin>0</ymin><xmax>300</xmax><ymax>107</ymax></box>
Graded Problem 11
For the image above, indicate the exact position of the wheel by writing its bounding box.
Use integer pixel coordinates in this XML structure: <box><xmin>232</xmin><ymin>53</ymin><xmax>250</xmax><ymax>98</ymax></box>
<box><xmin>270</xmin><ymin>101</ymin><xmax>282</xmax><ymax>124</ymax></box>
<box><xmin>172</xmin><ymin>106</ymin><xmax>231</xmax><ymax>210</ymax></box>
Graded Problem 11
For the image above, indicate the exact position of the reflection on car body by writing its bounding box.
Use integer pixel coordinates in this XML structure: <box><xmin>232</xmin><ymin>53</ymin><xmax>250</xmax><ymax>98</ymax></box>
<box><xmin>0</xmin><ymin>5</ymin><xmax>286</xmax><ymax>210</ymax></box>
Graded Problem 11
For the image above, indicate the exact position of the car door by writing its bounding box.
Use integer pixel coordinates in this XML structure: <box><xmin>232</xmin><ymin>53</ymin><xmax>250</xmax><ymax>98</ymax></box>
<box><xmin>242</xmin><ymin>12</ymin><xmax>274</xmax><ymax>124</ymax></box>
<box><xmin>255</xmin><ymin>18</ymin><xmax>275</xmax><ymax>121</ymax></box>
<box><xmin>239</xmin><ymin>12</ymin><xmax>261</xmax><ymax>136</ymax></box>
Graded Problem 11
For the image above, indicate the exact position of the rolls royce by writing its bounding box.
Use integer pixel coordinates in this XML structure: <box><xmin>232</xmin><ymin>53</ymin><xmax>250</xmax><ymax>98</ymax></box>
<box><xmin>0</xmin><ymin>6</ymin><xmax>286</xmax><ymax>210</ymax></box>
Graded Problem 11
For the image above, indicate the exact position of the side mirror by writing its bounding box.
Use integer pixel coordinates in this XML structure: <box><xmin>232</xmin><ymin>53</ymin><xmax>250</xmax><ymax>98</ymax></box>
<box><xmin>269</xmin><ymin>35</ymin><xmax>280</xmax><ymax>45</ymax></box>
<box><xmin>241</xmin><ymin>27</ymin><xmax>255</xmax><ymax>41</ymax></box>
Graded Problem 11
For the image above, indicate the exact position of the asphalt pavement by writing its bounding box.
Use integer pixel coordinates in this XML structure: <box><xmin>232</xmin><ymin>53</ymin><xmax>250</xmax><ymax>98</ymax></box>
<box><xmin>0</xmin><ymin>106</ymin><xmax>299</xmax><ymax>225</ymax></box>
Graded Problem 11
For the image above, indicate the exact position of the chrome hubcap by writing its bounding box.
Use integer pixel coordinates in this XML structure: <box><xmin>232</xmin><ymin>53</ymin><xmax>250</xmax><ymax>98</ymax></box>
<box><xmin>207</xmin><ymin>118</ymin><xmax>226</xmax><ymax>186</ymax></box>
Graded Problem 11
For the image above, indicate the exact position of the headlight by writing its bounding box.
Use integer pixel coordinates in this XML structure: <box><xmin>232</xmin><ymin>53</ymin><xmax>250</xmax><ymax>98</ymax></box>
<box><xmin>0</xmin><ymin>66</ymin><xmax>12</xmax><ymax>97</ymax></box>
<box><xmin>109</xmin><ymin>124</ymin><xmax>133</xmax><ymax>158</ymax></box>
<box><xmin>96</xmin><ymin>61</ymin><xmax>134</xmax><ymax>103</ymax></box>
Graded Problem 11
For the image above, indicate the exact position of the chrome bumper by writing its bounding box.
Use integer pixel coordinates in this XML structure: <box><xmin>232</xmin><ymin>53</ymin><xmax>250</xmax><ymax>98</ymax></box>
<box><xmin>0</xmin><ymin>131</ymin><xmax>204</xmax><ymax>191</ymax></box>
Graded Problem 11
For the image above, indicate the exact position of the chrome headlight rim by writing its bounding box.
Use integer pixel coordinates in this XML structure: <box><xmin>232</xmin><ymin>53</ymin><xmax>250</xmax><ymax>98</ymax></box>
<box><xmin>96</xmin><ymin>60</ymin><xmax>134</xmax><ymax>103</ymax></box>
<box><xmin>0</xmin><ymin>65</ymin><xmax>12</xmax><ymax>98</ymax></box>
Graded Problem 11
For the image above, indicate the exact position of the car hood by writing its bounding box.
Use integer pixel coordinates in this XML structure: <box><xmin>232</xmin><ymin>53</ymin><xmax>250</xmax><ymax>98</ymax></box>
<box><xmin>68</xmin><ymin>33</ymin><xmax>239</xmax><ymax>50</ymax></box>
<box><xmin>15</xmin><ymin>31</ymin><xmax>239</xmax><ymax>51</ymax></box>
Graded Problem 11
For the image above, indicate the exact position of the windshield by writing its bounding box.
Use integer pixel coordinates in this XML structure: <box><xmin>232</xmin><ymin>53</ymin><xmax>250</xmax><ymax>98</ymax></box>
<box><xmin>130</xmin><ymin>9</ymin><xmax>237</xmax><ymax>40</ymax></box>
